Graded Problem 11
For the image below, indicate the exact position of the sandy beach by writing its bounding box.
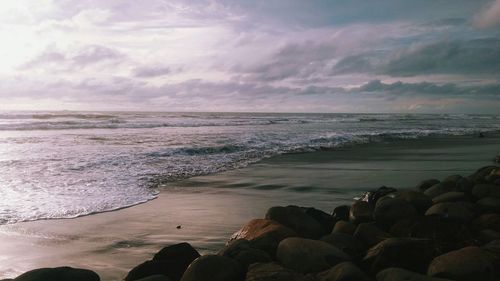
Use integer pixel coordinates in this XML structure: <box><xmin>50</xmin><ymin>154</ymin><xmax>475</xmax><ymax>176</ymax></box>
<box><xmin>0</xmin><ymin>132</ymin><xmax>498</xmax><ymax>280</ymax></box>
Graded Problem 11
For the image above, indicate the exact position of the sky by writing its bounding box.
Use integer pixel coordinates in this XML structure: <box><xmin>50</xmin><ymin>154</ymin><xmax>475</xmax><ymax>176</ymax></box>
<box><xmin>0</xmin><ymin>0</ymin><xmax>499</xmax><ymax>113</ymax></box>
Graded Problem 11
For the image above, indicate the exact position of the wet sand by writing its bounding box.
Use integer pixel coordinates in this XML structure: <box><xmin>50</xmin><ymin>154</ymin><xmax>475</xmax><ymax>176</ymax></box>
<box><xmin>0</xmin><ymin>133</ymin><xmax>498</xmax><ymax>280</ymax></box>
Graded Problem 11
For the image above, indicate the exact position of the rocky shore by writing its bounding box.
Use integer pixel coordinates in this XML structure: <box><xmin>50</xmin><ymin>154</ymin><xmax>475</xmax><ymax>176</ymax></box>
<box><xmin>4</xmin><ymin>165</ymin><xmax>500</xmax><ymax>281</ymax></box>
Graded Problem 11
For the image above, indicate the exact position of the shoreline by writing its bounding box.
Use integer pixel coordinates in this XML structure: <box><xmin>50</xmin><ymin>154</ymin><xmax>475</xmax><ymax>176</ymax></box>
<box><xmin>0</xmin><ymin>132</ymin><xmax>499</xmax><ymax>280</ymax></box>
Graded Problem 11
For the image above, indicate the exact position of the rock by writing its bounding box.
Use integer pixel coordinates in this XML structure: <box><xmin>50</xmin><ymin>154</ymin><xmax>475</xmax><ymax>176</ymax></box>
<box><xmin>427</xmin><ymin>246</ymin><xmax>499</xmax><ymax>281</ymax></box>
<box><xmin>180</xmin><ymin>255</ymin><xmax>243</xmax><ymax>281</ymax></box>
<box><xmin>432</xmin><ymin>192</ymin><xmax>467</xmax><ymax>203</ymax></box>
<box><xmin>376</xmin><ymin>267</ymin><xmax>453</xmax><ymax>281</ymax></box>
<box><xmin>349</xmin><ymin>201</ymin><xmax>373</xmax><ymax>224</ymax></box>
<box><xmin>332</xmin><ymin>221</ymin><xmax>357</xmax><ymax>235</ymax></box>
<box><xmin>134</xmin><ymin>275</ymin><xmax>172</xmax><ymax>281</ymax></box>
<box><xmin>472</xmin><ymin>184</ymin><xmax>500</xmax><ymax>199</ymax></box>
<box><xmin>245</xmin><ymin>263</ymin><xmax>311</xmax><ymax>281</ymax></box>
<box><xmin>394</xmin><ymin>190</ymin><xmax>433</xmax><ymax>214</ymax></box>
<box><xmin>495</xmin><ymin>155</ymin><xmax>500</xmax><ymax>164</ymax></box>
<box><xmin>424</xmin><ymin>182</ymin><xmax>456</xmax><ymax>198</ymax></box>
<box><xmin>477</xmin><ymin>197</ymin><xmax>500</xmax><ymax>213</ymax></box>
<box><xmin>153</xmin><ymin>242</ymin><xmax>200</xmax><ymax>263</ymax></box>
<box><xmin>228</xmin><ymin>219</ymin><xmax>297</xmax><ymax>256</ymax></box>
<box><xmin>265</xmin><ymin>206</ymin><xmax>326</xmax><ymax>239</ymax></box>
<box><xmin>478</xmin><ymin>229</ymin><xmax>500</xmax><ymax>243</ymax></box>
<box><xmin>13</xmin><ymin>267</ymin><xmax>99</xmax><ymax>281</ymax></box>
<box><xmin>316</xmin><ymin>262</ymin><xmax>370</xmax><ymax>281</ymax></box>
<box><xmin>485</xmin><ymin>167</ymin><xmax>500</xmax><ymax>182</ymax></box>
<box><xmin>219</xmin><ymin>239</ymin><xmax>272</xmax><ymax>269</ymax></box>
<box><xmin>126</xmin><ymin>243</ymin><xmax>200</xmax><ymax>281</ymax></box>
<box><xmin>425</xmin><ymin>202</ymin><xmax>475</xmax><ymax>222</ymax></box>
<box><xmin>320</xmin><ymin>233</ymin><xmax>366</xmax><ymax>258</ymax></box>
<box><xmin>472</xmin><ymin>213</ymin><xmax>500</xmax><ymax>232</ymax></box>
<box><xmin>303</xmin><ymin>207</ymin><xmax>336</xmax><ymax>233</ymax></box>
<box><xmin>354</xmin><ymin>223</ymin><xmax>391</xmax><ymax>248</ymax></box>
<box><xmin>332</xmin><ymin>205</ymin><xmax>350</xmax><ymax>221</ymax></box>
<box><xmin>469</xmin><ymin>166</ymin><xmax>498</xmax><ymax>184</ymax></box>
<box><xmin>482</xmin><ymin>239</ymin><xmax>500</xmax><ymax>260</ymax></box>
<box><xmin>373</xmin><ymin>196</ymin><xmax>417</xmax><ymax>228</ymax></box>
<box><xmin>276</xmin><ymin>237</ymin><xmax>350</xmax><ymax>273</ymax></box>
<box><xmin>416</xmin><ymin>179</ymin><xmax>440</xmax><ymax>192</ymax></box>
<box><xmin>361</xmin><ymin>186</ymin><xmax>398</xmax><ymax>206</ymax></box>
<box><xmin>390</xmin><ymin>216</ymin><xmax>473</xmax><ymax>254</ymax></box>
<box><xmin>363</xmin><ymin>238</ymin><xmax>434</xmax><ymax>275</ymax></box>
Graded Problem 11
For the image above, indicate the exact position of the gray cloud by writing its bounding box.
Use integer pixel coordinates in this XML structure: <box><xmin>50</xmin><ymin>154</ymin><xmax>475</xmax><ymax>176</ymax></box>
<box><xmin>133</xmin><ymin>65</ymin><xmax>171</xmax><ymax>78</ymax></box>
<box><xmin>474</xmin><ymin>0</ymin><xmax>500</xmax><ymax>28</ymax></box>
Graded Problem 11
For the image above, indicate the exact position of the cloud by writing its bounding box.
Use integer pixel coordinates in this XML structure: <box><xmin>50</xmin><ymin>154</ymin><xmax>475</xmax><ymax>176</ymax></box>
<box><xmin>133</xmin><ymin>65</ymin><xmax>171</xmax><ymax>78</ymax></box>
<box><xmin>474</xmin><ymin>0</ymin><xmax>500</xmax><ymax>28</ymax></box>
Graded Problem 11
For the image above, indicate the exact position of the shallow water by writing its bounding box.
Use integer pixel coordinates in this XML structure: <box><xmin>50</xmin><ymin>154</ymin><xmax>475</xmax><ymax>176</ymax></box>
<box><xmin>0</xmin><ymin>111</ymin><xmax>499</xmax><ymax>224</ymax></box>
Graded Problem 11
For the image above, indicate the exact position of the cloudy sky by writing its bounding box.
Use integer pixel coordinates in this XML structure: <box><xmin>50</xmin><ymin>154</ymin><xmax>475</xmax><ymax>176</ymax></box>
<box><xmin>1</xmin><ymin>0</ymin><xmax>500</xmax><ymax>113</ymax></box>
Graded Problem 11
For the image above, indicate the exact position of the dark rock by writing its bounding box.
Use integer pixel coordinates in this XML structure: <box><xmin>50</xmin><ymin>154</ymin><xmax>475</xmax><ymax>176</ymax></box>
<box><xmin>416</xmin><ymin>179</ymin><xmax>440</xmax><ymax>192</ymax></box>
<box><xmin>320</xmin><ymin>233</ymin><xmax>366</xmax><ymax>258</ymax></box>
<box><xmin>390</xmin><ymin>216</ymin><xmax>474</xmax><ymax>255</ymax></box>
<box><xmin>469</xmin><ymin>166</ymin><xmax>498</xmax><ymax>184</ymax></box>
<box><xmin>316</xmin><ymin>262</ymin><xmax>370</xmax><ymax>281</ymax></box>
<box><xmin>376</xmin><ymin>267</ymin><xmax>453</xmax><ymax>281</ymax></box>
<box><xmin>373</xmin><ymin>196</ymin><xmax>417</xmax><ymax>229</ymax></box>
<box><xmin>363</xmin><ymin>238</ymin><xmax>434</xmax><ymax>275</ymax></box>
<box><xmin>13</xmin><ymin>267</ymin><xmax>99</xmax><ymax>281</ymax></box>
<box><xmin>472</xmin><ymin>213</ymin><xmax>500</xmax><ymax>232</ymax></box>
<box><xmin>134</xmin><ymin>275</ymin><xmax>171</xmax><ymax>281</ymax></box>
<box><xmin>425</xmin><ymin>202</ymin><xmax>475</xmax><ymax>222</ymax></box>
<box><xmin>482</xmin><ymin>239</ymin><xmax>500</xmax><ymax>260</ymax></box>
<box><xmin>361</xmin><ymin>186</ymin><xmax>398</xmax><ymax>206</ymax></box>
<box><xmin>153</xmin><ymin>242</ymin><xmax>200</xmax><ymax>263</ymax></box>
<box><xmin>394</xmin><ymin>190</ymin><xmax>433</xmax><ymax>214</ymax></box>
<box><xmin>332</xmin><ymin>221</ymin><xmax>357</xmax><ymax>235</ymax></box>
<box><xmin>303</xmin><ymin>207</ymin><xmax>336</xmax><ymax>233</ymax></box>
<box><xmin>424</xmin><ymin>182</ymin><xmax>456</xmax><ymax>198</ymax></box>
<box><xmin>485</xmin><ymin>167</ymin><xmax>500</xmax><ymax>182</ymax></box>
<box><xmin>427</xmin><ymin>246</ymin><xmax>499</xmax><ymax>281</ymax></box>
<box><xmin>219</xmin><ymin>239</ymin><xmax>272</xmax><ymax>269</ymax></box>
<box><xmin>478</xmin><ymin>229</ymin><xmax>500</xmax><ymax>243</ymax></box>
<box><xmin>349</xmin><ymin>201</ymin><xmax>373</xmax><ymax>224</ymax></box>
<box><xmin>265</xmin><ymin>206</ymin><xmax>326</xmax><ymax>239</ymax></box>
<box><xmin>477</xmin><ymin>197</ymin><xmax>500</xmax><ymax>213</ymax></box>
<box><xmin>332</xmin><ymin>205</ymin><xmax>350</xmax><ymax>221</ymax></box>
<box><xmin>432</xmin><ymin>192</ymin><xmax>467</xmax><ymax>203</ymax></box>
<box><xmin>353</xmin><ymin>223</ymin><xmax>391</xmax><ymax>248</ymax></box>
<box><xmin>126</xmin><ymin>243</ymin><xmax>200</xmax><ymax>281</ymax></box>
<box><xmin>276</xmin><ymin>237</ymin><xmax>350</xmax><ymax>274</ymax></box>
<box><xmin>180</xmin><ymin>255</ymin><xmax>243</xmax><ymax>281</ymax></box>
<box><xmin>228</xmin><ymin>219</ymin><xmax>297</xmax><ymax>256</ymax></box>
<box><xmin>245</xmin><ymin>263</ymin><xmax>311</xmax><ymax>281</ymax></box>
<box><xmin>472</xmin><ymin>184</ymin><xmax>500</xmax><ymax>199</ymax></box>
<box><xmin>495</xmin><ymin>155</ymin><xmax>500</xmax><ymax>164</ymax></box>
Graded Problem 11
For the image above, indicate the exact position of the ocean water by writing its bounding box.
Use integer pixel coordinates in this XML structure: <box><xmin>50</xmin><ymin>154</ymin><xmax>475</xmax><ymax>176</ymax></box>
<box><xmin>0</xmin><ymin>111</ymin><xmax>498</xmax><ymax>225</ymax></box>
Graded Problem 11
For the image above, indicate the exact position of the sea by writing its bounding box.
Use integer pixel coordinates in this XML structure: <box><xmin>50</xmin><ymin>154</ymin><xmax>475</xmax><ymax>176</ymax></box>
<box><xmin>0</xmin><ymin>111</ymin><xmax>498</xmax><ymax>225</ymax></box>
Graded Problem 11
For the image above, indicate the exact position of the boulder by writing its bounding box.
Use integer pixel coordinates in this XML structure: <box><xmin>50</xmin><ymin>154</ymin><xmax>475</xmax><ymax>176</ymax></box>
<box><xmin>425</xmin><ymin>202</ymin><xmax>475</xmax><ymax>222</ymax></box>
<box><xmin>354</xmin><ymin>223</ymin><xmax>391</xmax><ymax>248</ymax></box>
<box><xmin>228</xmin><ymin>219</ymin><xmax>297</xmax><ymax>256</ymax></box>
<box><xmin>320</xmin><ymin>233</ymin><xmax>366</xmax><ymax>258</ymax></box>
<box><xmin>316</xmin><ymin>262</ymin><xmax>370</xmax><ymax>281</ymax></box>
<box><xmin>472</xmin><ymin>184</ymin><xmax>500</xmax><ymax>199</ymax></box>
<box><xmin>427</xmin><ymin>246</ymin><xmax>499</xmax><ymax>281</ymax></box>
<box><xmin>472</xmin><ymin>213</ymin><xmax>500</xmax><ymax>232</ymax></box>
<box><xmin>442</xmin><ymin>175</ymin><xmax>472</xmax><ymax>192</ymax></box>
<box><xmin>126</xmin><ymin>243</ymin><xmax>200</xmax><ymax>281</ymax></box>
<box><xmin>373</xmin><ymin>196</ymin><xmax>417</xmax><ymax>228</ymax></box>
<box><xmin>349</xmin><ymin>201</ymin><xmax>373</xmax><ymax>224</ymax></box>
<box><xmin>219</xmin><ymin>239</ymin><xmax>272</xmax><ymax>269</ymax></box>
<box><xmin>482</xmin><ymin>239</ymin><xmax>500</xmax><ymax>260</ymax></box>
<box><xmin>265</xmin><ymin>206</ymin><xmax>326</xmax><ymax>238</ymax></box>
<box><xmin>390</xmin><ymin>216</ymin><xmax>473</xmax><ymax>254</ymax></box>
<box><xmin>394</xmin><ymin>190</ymin><xmax>433</xmax><ymax>214</ymax></box>
<box><xmin>245</xmin><ymin>263</ymin><xmax>311</xmax><ymax>281</ymax></box>
<box><xmin>478</xmin><ymin>229</ymin><xmax>500</xmax><ymax>243</ymax></box>
<box><xmin>303</xmin><ymin>207</ymin><xmax>336</xmax><ymax>233</ymax></box>
<box><xmin>276</xmin><ymin>237</ymin><xmax>350</xmax><ymax>273</ymax></box>
<box><xmin>180</xmin><ymin>255</ymin><xmax>243</xmax><ymax>281</ymax></box>
<box><xmin>361</xmin><ymin>186</ymin><xmax>398</xmax><ymax>206</ymax></box>
<box><xmin>424</xmin><ymin>182</ymin><xmax>456</xmax><ymax>198</ymax></box>
<box><xmin>469</xmin><ymin>166</ymin><xmax>498</xmax><ymax>184</ymax></box>
<box><xmin>477</xmin><ymin>197</ymin><xmax>500</xmax><ymax>213</ymax></box>
<box><xmin>363</xmin><ymin>238</ymin><xmax>434</xmax><ymax>274</ymax></box>
<box><xmin>376</xmin><ymin>267</ymin><xmax>453</xmax><ymax>281</ymax></box>
<box><xmin>416</xmin><ymin>179</ymin><xmax>440</xmax><ymax>192</ymax></box>
<box><xmin>332</xmin><ymin>221</ymin><xmax>356</xmax><ymax>235</ymax></box>
<box><xmin>13</xmin><ymin>267</ymin><xmax>99</xmax><ymax>281</ymax></box>
<box><xmin>432</xmin><ymin>192</ymin><xmax>467</xmax><ymax>203</ymax></box>
<box><xmin>134</xmin><ymin>275</ymin><xmax>171</xmax><ymax>281</ymax></box>
<box><xmin>485</xmin><ymin>167</ymin><xmax>500</xmax><ymax>182</ymax></box>
<box><xmin>332</xmin><ymin>205</ymin><xmax>350</xmax><ymax>222</ymax></box>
